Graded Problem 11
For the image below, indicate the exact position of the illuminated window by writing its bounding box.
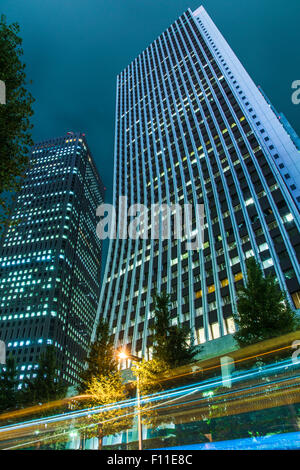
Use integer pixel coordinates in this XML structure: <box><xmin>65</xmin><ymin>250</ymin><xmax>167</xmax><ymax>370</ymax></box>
<box><xmin>226</xmin><ymin>317</ymin><xmax>236</xmax><ymax>334</ymax></box>
<box><xmin>245</xmin><ymin>197</ymin><xmax>254</xmax><ymax>206</ymax></box>
<box><xmin>220</xmin><ymin>278</ymin><xmax>229</xmax><ymax>287</ymax></box>
<box><xmin>262</xmin><ymin>258</ymin><xmax>274</xmax><ymax>269</ymax></box>
<box><xmin>234</xmin><ymin>272</ymin><xmax>243</xmax><ymax>282</ymax></box>
<box><xmin>292</xmin><ymin>292</ymin><xmax>300</xmax><ymax>309</ymax></box>
<box><xmin>211</xmin><ymin>323</ymin><xmax>220</xmax><ymax>339</ymax></box>
<box><xmin>283</xmin><ymin>213</ymin><xmax>293</xmax><ymax>223</ymax></box>
<box><xmin>196</xmin><ymin>328</ymin><xmax>205</xmax><ymax>344</ymax></box>
<box><xmin>258</xmin><ymin>243</ymin><xmax>268</xmax><ymax>253</ymax></box>
<box><xmin>195</xmin><ymin>307</ymin><xmax>203</xmax><ymax>317</ymax></box>
<box><xmin>195</xmin><ymin>290</ymin><xmax>202</xmax><ymax>299</ymax></box>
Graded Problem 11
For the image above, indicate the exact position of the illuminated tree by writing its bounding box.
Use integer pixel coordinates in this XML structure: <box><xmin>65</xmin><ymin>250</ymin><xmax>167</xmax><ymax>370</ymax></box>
<box><xmin>76</xmin><ymin>372</ymin><xmax>133</xmax><ymax>450</ymax></box>
<box><xmin>131</xmin><ymin>358</ymin><xmax>168</xmax><ymax>434</ymax></box>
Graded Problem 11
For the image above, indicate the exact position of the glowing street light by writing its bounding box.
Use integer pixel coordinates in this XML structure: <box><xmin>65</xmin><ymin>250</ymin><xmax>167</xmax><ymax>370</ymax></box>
<box><xmin>117</xmin><ymin>351</ymin><xmax>128</xmax><ymax>360</ymax></box>
<box><xmin>117</xmin><ymin>351</ymin><xmax>142</xmax><ymax>363</ymax></box>
<box><xmin>116</xmin><ymin>350</ymin><xmax>143</xmax><ymax>450</ymax></box>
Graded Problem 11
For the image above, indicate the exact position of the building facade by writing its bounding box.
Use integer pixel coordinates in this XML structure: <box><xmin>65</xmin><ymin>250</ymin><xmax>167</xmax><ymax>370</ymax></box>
<box><xmin>95</xmin><ymin>6</ymin><xmax>300</xmax><ymax>361</ymax></box>
<box><xmin>0</xmin><ymin>132</ymin><xmax>104</xmax><ymax>386</ymax></box>
<box><xmin>257</xmin><ymin>85</ymin><xmax>300</xmax><ymax>151</ymax></box>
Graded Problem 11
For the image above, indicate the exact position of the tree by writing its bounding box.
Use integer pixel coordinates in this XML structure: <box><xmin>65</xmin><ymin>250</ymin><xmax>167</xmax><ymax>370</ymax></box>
<box><xmin>77</xmin><ymin>319</ymin><xmax>118</xmax><ymax>394</ymax></box>
<box><xmin>22</xmin><ymin>346</ymin><xmax>67</xmax><ymax>405</ymax></box>
<box><xmin>0</xmin><ymin>15</ymin><xmax>34</xmax><ymax>231</ymax></box>
<box><xmin>0</xmin><ymin>356</ymin><xmax>19</xmax><ymax>412</ymax></box>
<box><xmin>151</xmin><ymin>291</ymin><xmax>198</xmax><ymax>368</ymax></box>
<box><xmin>131</xmin><ymin>358</ymin><xmax>169</xmax><ymax>434</ymax></box>
<box><xmin>233</xmin><ymin>257</ymin><xmax>300</xmax><ymax>347</ymax></box>
<box><xmin>74</xmin><ymin>320</ymin><xmax>132</xmax><ymax>449</ymax></box>
<box><xmin>17</xmin><ymin>347</ymin><xmax>68</xmax><ymax>449</ymax></box>
<box><xmin>128</xmin><ymin>292</ymin><xmax>199</xmax><ymax>439</ymax></box>
<box><xmin>80</xmin><ymin>372</ymin><xmax>133</xmax><ymax>450</ymax></box>
<box><xmin>131</xmin><ymin>358</ymin><xmax>169</xmax><ymax>396</ymax></box>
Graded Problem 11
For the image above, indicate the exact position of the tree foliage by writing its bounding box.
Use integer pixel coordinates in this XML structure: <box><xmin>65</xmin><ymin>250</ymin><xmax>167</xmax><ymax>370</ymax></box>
<box><xmin>129</xmin><ymin>291</ymin><xmax>199</xmax><ymax>434</ymax></box>
<box><xmin>77</xmin><ymin>319</ymin><xmax>118</xmax><ymax>394</ymax></box>
<box><xmin>131</xmin><ymin>358</ymin><xmax>169</xmax><ymax>396</ymax></box>
<box><xmin>233</xmin><ymin>257</ymin><xmax>300</xmax><ymax>347</ymax></box>
<box><xmin>131</xmin><ymin>358</ymin><xmax>169</xmax><ymax>431</ymax></box>
<box><xmin>22</xmin><ymin>346</ymin><xmax>67</xmax><ymax>405</ymax></box>
<box><xmin>0</xmin><ymin>15</ymin><xmax>34</xmax><ymax>230</ymax></box>
<box><xmin>151</xmin><ymin>291</ymin><xmax>198</xmax><ymax>368</ymax></box>
<box><xmin>73</xmin><ymin>320</ymin><xmax>133</xmax><ymax>448</ymax></box>
<box><xmin>0</xmin><ymin>356</ymin><xmax>19</xmax><ymax>412</ymax></box>
<box><xmin>79</xmin><ymin>372</ymin><xmax>133</xmax><ymax>449</ymax></box>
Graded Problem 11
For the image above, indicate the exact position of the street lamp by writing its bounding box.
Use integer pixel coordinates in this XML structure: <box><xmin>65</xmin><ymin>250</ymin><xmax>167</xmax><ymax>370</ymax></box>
<box><xmin>117</xmin><ymin>350</ymin><xmax>143</xmax><ymax>450</ymax></box>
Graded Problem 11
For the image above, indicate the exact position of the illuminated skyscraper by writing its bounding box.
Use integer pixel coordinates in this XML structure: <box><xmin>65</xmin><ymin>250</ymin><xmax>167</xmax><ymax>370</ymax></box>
<box><xmin>96</xmin><ymin>6</ymin><xmax>300</xmax><ymax>361</ymax></box>
<box><xmin>0</xmin><ymin>132</ymin><xmax>104</xmax><ymax>386</ymax></box>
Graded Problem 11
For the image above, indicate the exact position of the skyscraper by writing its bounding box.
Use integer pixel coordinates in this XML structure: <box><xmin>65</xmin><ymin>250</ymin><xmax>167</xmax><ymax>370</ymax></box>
<box><xmin>0</xmin><ymin>132</ymin><xmax>104</xmax><ymax>386</ymax></box>
<box><xmin>95</xmin><ymin>6</ymin><xmax>300</xmax><ymax>361</ymax></box>
<box><xmin>257</xmin><ymin>85</ymin><xmax>300</xmax><ymax>151</ymax></box>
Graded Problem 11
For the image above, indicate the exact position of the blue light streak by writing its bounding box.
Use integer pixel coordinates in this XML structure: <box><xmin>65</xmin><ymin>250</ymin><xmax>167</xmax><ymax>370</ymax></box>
<box><xmin>155</xmin><ymin>431</ymin><xmax>300</xmax><ymax>450</ymax></box>
<box><xmin>0</xmin><ymin>357</ymin><xmax>299</xmax><ymax>434</ymax></box>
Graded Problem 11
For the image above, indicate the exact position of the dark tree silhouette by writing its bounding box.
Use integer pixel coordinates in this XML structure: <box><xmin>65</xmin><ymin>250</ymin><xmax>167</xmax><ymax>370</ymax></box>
<box><xmin>233</xmin><ymin>257</ymin><xmax>300</xmax><ymax>347</ymax></box>
<box><xmin>151</xmin><ymin>291</ymin><xmax>198</xmax><ymax>367</ymax></box>
<box><xmin>0</xmin><ymin>15</ymin><xmax>34</xmax><ymax>232</ymax></box>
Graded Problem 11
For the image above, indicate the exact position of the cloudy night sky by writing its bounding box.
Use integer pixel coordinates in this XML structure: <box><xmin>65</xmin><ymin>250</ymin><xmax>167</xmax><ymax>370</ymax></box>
<box><xmin>2</xmin><ymin>0</ymin><xmax>299</xmax><ymax>205</ymax></box>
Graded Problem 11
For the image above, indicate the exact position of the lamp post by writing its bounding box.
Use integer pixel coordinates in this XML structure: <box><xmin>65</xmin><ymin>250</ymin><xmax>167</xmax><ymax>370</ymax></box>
<box><xmin>117</xmin><ymin>351</ymin><xmax>143</xmax><ymax>450</ymax></box>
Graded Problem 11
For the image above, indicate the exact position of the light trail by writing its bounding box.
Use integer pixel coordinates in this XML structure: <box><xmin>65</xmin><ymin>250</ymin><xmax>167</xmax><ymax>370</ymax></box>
<box><xmin>2</xmin><ymin>375</ymin><xmax>300</xmax><ymax>450</ymax></box>
<box><xmin>1</xmin><ymin>378</ymin><xmax>202</xmax><ymax>450</ymax></box>
<box><xmin>1</xmin><ymin>368</ymin><xmax>300</xmax><ymax>450</ymax></box>
<box><xmin>154</xmin><ymin>431</ymin><xmax>300</xmax><ymax>450</ymax></box>
<box><xmin>151</xmin><ymin>374</ymin><xmax>300</xmax><ymax>414</ymax></box>
<box><xmin>0</xmin><ymin>394</ymin><xmax>92</xmax><ymax>422</ymax></box>
<box><xmin>0</xmin><ymin>341</ymin><xmax>294</xmax><ymax>424</ymax></box>
<box><xmin>0</xmin><ymin>357</ymin><xmax>299</xmax><ymax>435</ymax></box>
<box><xmin>151</xmin><ymin>343</ymin><xmax>296</xmax><ymax>385</ymax></box>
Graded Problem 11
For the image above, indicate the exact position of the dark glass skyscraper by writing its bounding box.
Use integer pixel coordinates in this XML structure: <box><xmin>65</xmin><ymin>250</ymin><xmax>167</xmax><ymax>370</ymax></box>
<box><xmin>96</xmin><ymin>6</ymin><xmax>300</xmax><ymax>361</ymax></box>
<box><xmin>0</xmin><ymin>132</ymin><xmax>104</xmax><ymax>386</ymax></box>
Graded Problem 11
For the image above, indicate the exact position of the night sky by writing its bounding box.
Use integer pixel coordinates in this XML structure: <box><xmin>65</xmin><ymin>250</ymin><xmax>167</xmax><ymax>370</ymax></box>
<box><xmin>2</xmin><ymin>0</ymin><xmax>300</xmax><ymax>274</ymax></box>
<box><xmin>2</xmin><ymin>0</ymin><xmax>300</xmax><ymax>204</ymax></box>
